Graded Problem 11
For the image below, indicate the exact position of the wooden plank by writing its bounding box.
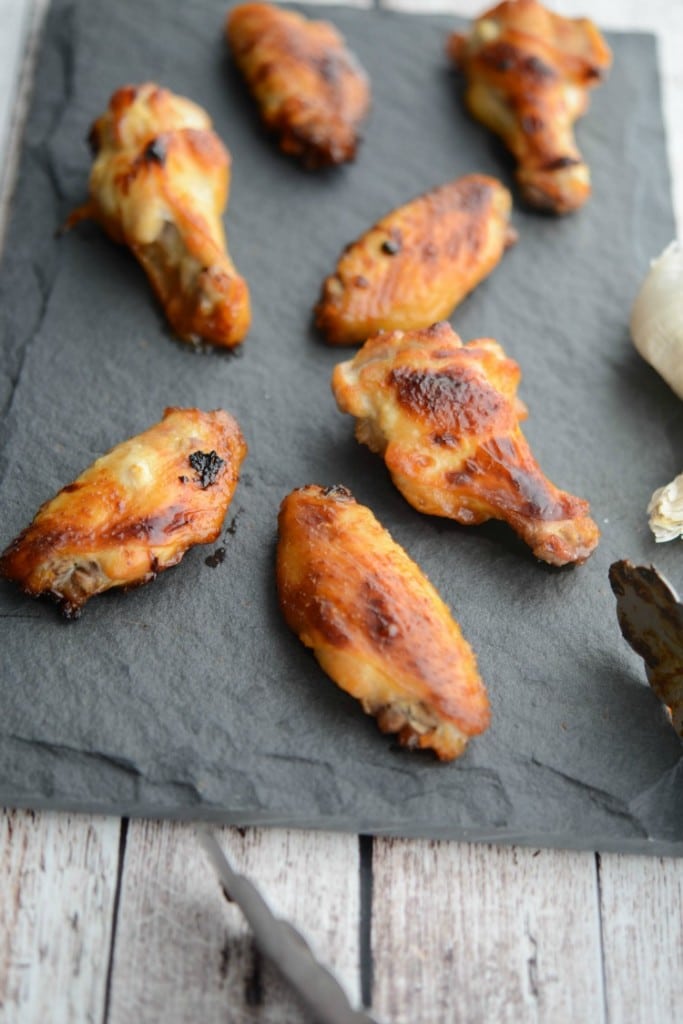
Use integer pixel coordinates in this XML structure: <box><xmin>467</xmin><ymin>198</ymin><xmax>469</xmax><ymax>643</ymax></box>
<box><xmin>371</xmin><ymin>838</ymin><xmax>605</xmax><ymax>1024</ymax></box>
<box><xmin>599</xmin><ymin>853</ymin><xmax>683</xmax><ymax>1024</ymax></box>
<box><xmin>107</xmin><ymin>821</ymin><xmax>362</xmax><ymax>1024</ymax></box>
<box><xmin>0</xmin><ymin>808</ymin><xmax>121</xmax><ymax>1024</ymax></box>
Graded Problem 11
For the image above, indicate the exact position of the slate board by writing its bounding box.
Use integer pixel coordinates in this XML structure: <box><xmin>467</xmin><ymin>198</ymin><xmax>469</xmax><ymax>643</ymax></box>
<box><xmin>0</xmin><ymin>0</ymin><xmax>681</xmax><ymax>854</ymax></box>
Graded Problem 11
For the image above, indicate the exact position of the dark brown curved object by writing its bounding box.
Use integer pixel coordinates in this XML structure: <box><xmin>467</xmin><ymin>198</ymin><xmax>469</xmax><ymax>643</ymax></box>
<box><xmin>609</xmin><ymin>560</ymin><xmax>683</xmax><ymax>737</ymax></box>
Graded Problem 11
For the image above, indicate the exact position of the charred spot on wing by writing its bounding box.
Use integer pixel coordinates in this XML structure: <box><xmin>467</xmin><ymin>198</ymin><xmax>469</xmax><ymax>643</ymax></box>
<box><xmin>432</xmin><ymin>432</ymin><xmax>459</xmax><ymax>447</ymax></box>
<box><xmin>482</xmin><ymin>40</ymin><xmax>518</xmax><ymax>73</ymax></box>
<box><xmin>480</xmin><ymin>42</ymin><xmax>555</xmax><ymax>82</ymax></box>
<box><xmin>317</xmin><ymin>52</ymin><xmax>342</xmax><ymax>85</ymax></box>
<box><xmin>143</xmin><ymin>137</ymin><xmax>168</xmax><ymax>165</ymax></box>
<box><xmin>321</xmin><ymin>484</ymin><xmax>353</xmax><ymax>501</ymax></box>
<box><xmin>521</xmin><ymin>114</ymin><xmax>545</xmax><ymax>134</ymax></box>
<box><xmin>453</xmin><ymin>177</ymin><xmax>490</xmax><ymax>212</ymax></box>
<box><xmin>523</xmin><ymin>54</ymin><xmax>556</xmax><ymax>81</ymax></box>
<box><xmin>189</xmin><ymin>450</ymin><xmax>225</xmax><ymax>488</ymax></box>
<box><xmin>542</xmin><ymin>155</ymin><xmax>582</xmax><ymax>171</ymax></box>
<box><xmin>390</xmin><ymin>365</ymin><xmax>504</xmax><ymax>433</ymax></box>
<box><xmin>381</xmin><ymin>231</ymin><xmax>403</xmax><ymax>256</ymax></box>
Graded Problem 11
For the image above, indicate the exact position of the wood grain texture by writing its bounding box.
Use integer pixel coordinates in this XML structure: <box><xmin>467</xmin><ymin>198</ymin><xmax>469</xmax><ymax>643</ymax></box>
<box><xmin>371</xmin><ymin>838</ymin><xmax>605</xmax><ymax>1024</ymax></box>
<box><xmin>0</xmin><ymin>809</ymin><xmax>120</xmax><ymax>1023</ymax></box>
<box><xmin>106</xmin><ymin>821</ymin><xmax>362</xmax><ymax>1024</ymax></box>
<box><xmin>599</xmin><ymin>853</ymin><xmax>683</xmax><ymax>1024</ymax></box>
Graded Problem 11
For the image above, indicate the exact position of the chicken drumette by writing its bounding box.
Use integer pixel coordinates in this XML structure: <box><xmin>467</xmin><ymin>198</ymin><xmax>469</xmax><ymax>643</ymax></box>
<box><xmin>277</xmin><ymin>484</ymin><xmax>490</xmax><ymax>760</ymax></box>
<box><xmin>226</xmin><ymin>2</ymin><xmax>370</xmax><ymax>169</ymax></box>
<box><xmin>332</xmin><ymin>321</ymin><xmax>599</xmax><ymax>566</ymax></box>
<box><xmin>448</xmin><ymin>0</ymin><xmax>612</xmax><ymax>214</ymax></box>
<box><xmin>0</xmin><ymin>408</ymin><xmax>247</xmax><ymax>618</ymax></box>
<box><xmin>68</xmin><ymin>83</ymin><xmax>250</xmax><ymax>348</ymax></box>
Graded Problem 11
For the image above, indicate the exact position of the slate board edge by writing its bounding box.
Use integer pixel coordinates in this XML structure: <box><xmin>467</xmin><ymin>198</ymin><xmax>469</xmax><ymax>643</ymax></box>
<box><xmin>0</xmin><ymin>2</ymin><xmax>681</xmax><ymax>853</ymax></box>
<box><xmin>2</xmin><ymin>789</ymin><xmax>682</xmax><ymax>857</ymax></box>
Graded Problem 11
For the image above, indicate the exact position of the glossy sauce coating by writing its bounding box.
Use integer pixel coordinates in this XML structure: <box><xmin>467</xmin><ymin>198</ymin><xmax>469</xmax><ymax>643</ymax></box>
<box><xmin>448</xmin><ymin>0</ymin><xmax>612</xmax><ymax>213</ymax></box>
<box><xmin>332</xmin><ymin>321</ymin><xmax>599</xmax><ymax>565</ymax></box>
<box><xmin>227</xmin><ymin>2</ymin><xmax>370</xmax><ymax>168</ymax></box>
<box><xmin>0</xmin><ymin>408</ymin><xmax>247</xmax><ymax>617</ymax></box>
<box><xmin>68</xmin><ymin>83</ymin><xmax>250</xmax><ymax>347</ymax></box>
<box><xmin>316</xmin><ymin>174</ymin><xmax>516</xmax><ymax>345</ymax></box>
<box><xmin>277</xmin><ymin>484</ymin><xmax>490</xmax><ymax>760</ymax></box>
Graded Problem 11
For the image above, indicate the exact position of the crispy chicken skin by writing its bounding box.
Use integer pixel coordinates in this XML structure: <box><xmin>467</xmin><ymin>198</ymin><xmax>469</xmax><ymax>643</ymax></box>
<box><xmin>0</xmin><ymin>408</ymin><xmax>247</xmax><ymax>618</ymax></box>
<box><xmin>448</xmin><ymin>0</ymin><xmax>612</xmax><ymax>214</ymax></box>
<box><xmin>226</xmin><ymin>2</ymin><xmax>370</xmax><ymax>169</ymax></box>
<box><xmin>315</xmin><ymin>174</ymin><xmax>516</xmax><ymax>346</ymax></box>
<box><xmin>332</xmin><ymin>322</ymin><xmax>599</xmax><ymax>566</ymax></box>
<box><xmin>68</xmin><ymin>83</ymin><xmax>250</xmax><ymax>348</ymax></box>
<box><xmin>277</xmin><ymin>484</ymin><xmax>490</xmax><ymax>759</ymax></box>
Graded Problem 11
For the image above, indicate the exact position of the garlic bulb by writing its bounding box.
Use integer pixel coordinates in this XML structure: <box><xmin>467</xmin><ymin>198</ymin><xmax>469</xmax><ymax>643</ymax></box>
<box><xmin>630</xmin><ymin>241</ymin><xmax>683</xmax><ymax>399</ymax></box>
<box><xmin>647</xmin><ymin>472</ymin><xmax>683</xmax><ymax>542</ymax></box>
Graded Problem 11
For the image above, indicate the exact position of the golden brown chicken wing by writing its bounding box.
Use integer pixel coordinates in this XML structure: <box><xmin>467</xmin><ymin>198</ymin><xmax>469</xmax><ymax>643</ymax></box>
<box><xmin>0</xmin><ymin>408</ymin><xmax>247</xmax><ymax>618</ymax></box>
<box><xmin>67</xmin><ymin>83</ymin><xmax>250</xmax><ymax>348</ymax></box>
<box><xmin>277</xmin><ymin>484</ymin><xmax>490</xmax><ymax>759</ymax></box>
<box><xmin>332</xmin><ymin>322</ymin><xmax>599</xmax><ymax>566</ymax></box>
<box><xmin>226</xmin><ymin>2</ymin><xmax>370</xmax><ymax>169</ymax></box>
<box><xmin>315</xmin><ymin>174</ymin><xmax>516</xmax><ymax>346</ymax></box>
<box><xmin>448</xmin><ymin>0</ymin><xmax>612</xmax><ymax>214</ymax></box>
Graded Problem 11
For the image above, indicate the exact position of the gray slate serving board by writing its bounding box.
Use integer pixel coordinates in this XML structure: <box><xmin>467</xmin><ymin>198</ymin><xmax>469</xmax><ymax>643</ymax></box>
<box><xmin>0</xmin><ymin>0</ymin><xmax>681</xmax><ymax>854</ymax></box>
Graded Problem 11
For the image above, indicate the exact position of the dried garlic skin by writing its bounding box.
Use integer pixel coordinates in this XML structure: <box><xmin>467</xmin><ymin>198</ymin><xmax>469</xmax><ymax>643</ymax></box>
<box><xmin>630</xmin><ymin>241</ymin><xmax>683</xmax><ymax>400</ymax></box>
<box><xmin>648</xmin><ymin>473</ymin><xmax>683</xmax><ymax>543</ymax></box>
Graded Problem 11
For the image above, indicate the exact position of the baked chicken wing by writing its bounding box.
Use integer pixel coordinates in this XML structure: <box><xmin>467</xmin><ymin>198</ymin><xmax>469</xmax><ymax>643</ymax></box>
<box><xmin>226</xmin><ymin>2</ymin><xmax>370</xmax><ymax>169</ymax></box>
<box><xmin>316</xmin><ymin>174</ymin><xmax>516</xmax><ymax>345</ymax></box>
<box><xmin>277</xmin><ymin>484</ymin><xmax>490</xmax><ymax>760</ymax></box>
<box><xmin>68</xmin><ymin>83</ymin><xmax>250</xmax><ymax>348</ymax></box>
<box><xmin>0</xmin><ymin>408</ymin><xmax>247</xmax><ymax>618</ymax></box>
<box><xmin>332</xmin><ymin>322</ymin><xmax>599</xmax><ymax>566</ymax></box>
<box><xmin>448</xmin><ymin>0</ymin><xmax>612</xmax><ymax>214</ymax></box>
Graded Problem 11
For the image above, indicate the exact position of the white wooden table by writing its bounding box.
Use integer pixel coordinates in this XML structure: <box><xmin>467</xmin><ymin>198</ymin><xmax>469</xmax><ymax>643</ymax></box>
<box><xmin>1</xmin><ymin>2</ymin><xmax>682</xmax><ymax>1021</ymax></box>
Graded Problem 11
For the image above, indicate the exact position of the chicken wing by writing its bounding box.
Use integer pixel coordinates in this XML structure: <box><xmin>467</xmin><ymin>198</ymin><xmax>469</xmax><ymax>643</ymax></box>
<box><xmin>277</xmin><ymin>484</ymin><xmax>490</xmax><ymax>760</ymax></box>
<box><xmin>316</xmin><ymin>174</ymin><xmax>516</xmax><ymax>346</ymax></box>
<box><xmin>0</xmin><ymin>408</ymin><xmax>247</xmax><ymax>618</ymax></box>
<box><xmin>332</xmin><ymin>321</ymin><xmax>599</xmax><ymax>566</ymax></box>
<box><xmin>448</xmin><ymin>0</ymin><xmax>612</xmax><ymax>214</ymax></box>
<box><xmin>226</xmin><ymin>2</ymin><xmax>370</xmax><ymax>169</ymax></box>
<box><xmin>67</xmin><ymin>83</ymin><xmax>250</xmax><ymax>348</ymax></box>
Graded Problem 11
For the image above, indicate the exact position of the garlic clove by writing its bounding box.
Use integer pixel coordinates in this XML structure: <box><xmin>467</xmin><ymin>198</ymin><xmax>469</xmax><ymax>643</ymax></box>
<box><xmin>647</xmin><ymin>472</ymin><xmax>683</xmax><ymax>542</ymax></box>
<box><xmin>630</xmin><ymin>240</ymin><xmax>683</xmax><ymax>400</ymax></box>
